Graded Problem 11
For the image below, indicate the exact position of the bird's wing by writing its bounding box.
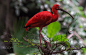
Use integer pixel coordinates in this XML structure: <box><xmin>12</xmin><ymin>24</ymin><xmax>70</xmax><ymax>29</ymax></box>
<box><xmin>25</xmin><ymin>11</ymin><xmax>53</xmax><ymax>27</ymax></box>
<box><xmin>35</xmin><ymin>11</ymin><xmax>53</xmax><ymax>24</ymax></box>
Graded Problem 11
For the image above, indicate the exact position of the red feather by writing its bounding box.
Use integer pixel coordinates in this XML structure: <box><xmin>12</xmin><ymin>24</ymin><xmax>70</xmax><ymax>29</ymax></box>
<box><xmin>24</xmin><ymin>11</ymin><xmax>58</xmax><ymax>31</ymax></box>
<box><xmin>24</xmin><ymin>4</ymin><xmax>74</xmax><ymax>47</ymax></box>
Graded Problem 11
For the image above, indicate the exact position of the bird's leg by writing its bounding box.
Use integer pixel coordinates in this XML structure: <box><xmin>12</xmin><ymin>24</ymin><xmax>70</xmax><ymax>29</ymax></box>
<box><xmin>39</xmin><ymin>28</ymin><xmax>42</xmax><ymax>46</ymax></box>
<box><xmin>40</xmin><ymin>33</ymin><xmax>52</xmax><ymax>49</ymax></box>
<box><xmin>39</xmin><ymin>27</ymin><xmax>52</xmax><ymax>50</ymax></box>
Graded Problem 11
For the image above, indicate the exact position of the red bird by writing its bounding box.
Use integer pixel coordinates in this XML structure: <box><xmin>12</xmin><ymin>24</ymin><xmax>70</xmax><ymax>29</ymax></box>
<box><xmin>24</xmin><ymin>4</ymin><xmax>74</xmax><ymax>46</ymax></box>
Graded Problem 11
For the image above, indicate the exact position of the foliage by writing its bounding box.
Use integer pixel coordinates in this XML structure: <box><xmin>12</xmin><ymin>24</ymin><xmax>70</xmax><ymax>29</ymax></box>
<box><xmin>52</xmin><ymin>34</ymin><xmax>68</xmax><ymax>42</ymax></box>
<box><xmin>11</xmin><ymin>19</ymin><xmax>39</xmax><ymax>55</ymax></box>
<box><xmin>9</xmin><ymin>0</ymin><xmax>86</xmax><ymax>55</ymax></box>
<box><xmin>47</xmin><ymin>21</ymin><xmax>61</xmax><ymax>38</ymax></box>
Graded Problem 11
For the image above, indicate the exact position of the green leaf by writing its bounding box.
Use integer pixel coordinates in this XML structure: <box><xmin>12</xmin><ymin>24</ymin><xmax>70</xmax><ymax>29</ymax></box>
<box><xmin>47</xmin><ymin>21</ymin><xmax>61</xmax><ymax>38</ymax></box>
<box><xmin>46</xmin><ymin>0</ymin><xmax>49</xmax><ymax>4</ymax></box>
<box><xmin>80</xmin><ymin>11</ymin><xmax>86</xmax><ymax>18</ymax></box>
<box><xmin>36</xmin><ymin>27</ymin><xmax>39</xmax><ymax>30</ymax></box>
<box><xmin>52</xmin><ymin>34</ymin><xmax>68</xmax><ymax>42</ymax></box>
<box><xmin>78</xmin><ymin>7</ymin><xmax>83</xmax><ymax>10</ymax></box>
<box><xmin>82</xmin><ymin>48</ymin><xmax>86</xmax><ymax>54</ymax></box>
<box><xmin>52</xmin><ymin>35</ymin><xmax>61</xmax><ymax>41</ymax></box>
<box><xmin>79</xmin><ymin>25</ymin><xmax>82</xmax><ymax>28</ymax></box>
<box><xmin>59</xmin><ymin>0</ymin><xmax>62</xmax><ymax>1</ymax></box>
<box><xmin>77</xmin><ymin>7</ymin><xmax>86</xmax><ymax>18</ymax></box>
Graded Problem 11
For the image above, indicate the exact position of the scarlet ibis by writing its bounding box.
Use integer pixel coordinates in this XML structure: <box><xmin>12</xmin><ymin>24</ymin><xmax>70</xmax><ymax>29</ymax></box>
<box><xmin>24</xmin><ymin>4</ymin><xmax>74</xmax><ymax>46</ymax></box>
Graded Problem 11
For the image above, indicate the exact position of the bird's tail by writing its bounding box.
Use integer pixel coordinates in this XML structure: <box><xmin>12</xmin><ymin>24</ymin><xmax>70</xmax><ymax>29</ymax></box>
<box><xmin>24</xmin><ymin>26</ymin><xmax>29</xmax><ymax>31</ymax></box>
<box><xmin>26</xmin><ymin>27</ymin><xmax>29</xmax><ymax>31</ymax></box>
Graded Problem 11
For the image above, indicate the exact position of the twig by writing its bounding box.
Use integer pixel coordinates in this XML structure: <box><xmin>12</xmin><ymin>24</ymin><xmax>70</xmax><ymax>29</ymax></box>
<box><xmin>16</xmin><ymin>42</ymin><xmax>36</xmax><ymax>48</ymax></box>
<box><xmin>67</xmin><ymin>31</ymin><xmax>86</xmax><ymax>46</ymax></box>
<box><xmin>23</xmin><ymin>37</ymin><xmax>39</xmax><ymax>47</ymax></box>
<box><xmin>53</xmin><ymin>44</ymin><xmax>61</xmax><ymax>50</ymax></box>
<box><xmin>67</xmin><ymin>33</ymin><xmax>74</xmax><ymax>39</ymax></box>
<box><xmin>38</xmin><ymin>47</ymin><xmax>43</xmax><ymax>55</ymax></box>
<box><xmin>52</xmin><ymin>46</ymin><xmax>86</xmax><ymax>54</ymax></box>
<box><xmin>73</xmin><ymin>31</ymin><xmax>86</xmax><ymax>46</ymax></box>
<box><xmin>53</xmin><ymin>41</ymin><xmax>70</xmax><ymax>51</ymax></box>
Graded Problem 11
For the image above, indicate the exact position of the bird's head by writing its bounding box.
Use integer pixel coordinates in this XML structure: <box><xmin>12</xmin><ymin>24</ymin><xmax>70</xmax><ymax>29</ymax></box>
<box><xmin>52</xmin><ymin>4</ymin><xmax>74</xmax><ymax>19</ymax></box>
<box><xmin>52</xmin><ymin>4</ymin><xmax>61</xmax><ymax>10</ymax></box>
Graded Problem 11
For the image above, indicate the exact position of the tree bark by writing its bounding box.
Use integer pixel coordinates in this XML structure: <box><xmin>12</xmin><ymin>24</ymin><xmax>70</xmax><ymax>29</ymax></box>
<box><xmin>0</xmin><ymin>0</ymin><xmax>16</xmax><ymax>53</ymax></box>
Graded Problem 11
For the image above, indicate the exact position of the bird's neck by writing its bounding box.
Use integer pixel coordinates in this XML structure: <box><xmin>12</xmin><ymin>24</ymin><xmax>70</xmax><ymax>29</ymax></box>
<box><xmin>52</xmin><ymin>9</ymin><xmax>59</xmax><ymax>22</ymax></box>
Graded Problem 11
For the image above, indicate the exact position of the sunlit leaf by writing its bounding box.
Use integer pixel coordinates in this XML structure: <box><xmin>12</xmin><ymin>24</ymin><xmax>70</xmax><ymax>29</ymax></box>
<box><xmin>36</xmin><ymin>27</ymin><xmax>39</xmax><ymax>30</ymax></box>
<box><xmin>52</xmin><ymin>34</ymin><xmax>68</xmax><ymax>42</ymax></box>
<box><xmin>59</xmin><ymin>0</ymin><xmax>62</xmax><ymax>1</ymax></box>
<box><xmin>47</xmin><ymin>21</ymin><xmax>61</xmax><ymax>38</ymax></box>
<box><xmin>82</xmin><ymin>48</ymin><xmax>86</xmax><ymax>54</ymax></box>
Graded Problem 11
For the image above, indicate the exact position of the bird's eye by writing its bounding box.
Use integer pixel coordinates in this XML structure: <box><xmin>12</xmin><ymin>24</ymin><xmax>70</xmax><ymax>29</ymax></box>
<box><xmin>58</xmin><ymin>6</ymin><xmax>60</xmax><ymax>9</ymax></box>
<box><xmin>56</xmin><ymin>5</ymin><xmax>59</xmax><ymax>8</ymax></box>
<box><xmin>58</xmin><ymin>6</ymin><xmax>59</xmax><ymax>8</ymax></box>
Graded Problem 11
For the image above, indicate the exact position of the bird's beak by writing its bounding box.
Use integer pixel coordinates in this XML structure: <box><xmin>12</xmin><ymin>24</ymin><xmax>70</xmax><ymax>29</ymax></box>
<box><xmin>58</xmin><ymin>8</ymin><xmax>74</xmax><ymax>19</ymax></box>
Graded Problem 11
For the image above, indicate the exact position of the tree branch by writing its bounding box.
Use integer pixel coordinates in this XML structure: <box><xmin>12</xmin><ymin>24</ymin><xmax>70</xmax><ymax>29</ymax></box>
<box><xmin>52</xmin><ymin>46</ymin><xmax>86</xmax><ymax>54</ymax></box>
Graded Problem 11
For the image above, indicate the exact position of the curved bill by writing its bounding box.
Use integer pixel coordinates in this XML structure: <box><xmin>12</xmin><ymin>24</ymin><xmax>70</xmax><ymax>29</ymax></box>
<box><xmin>58</xmin><ymin>8</ymin><xmax>74</xmax><ymax>19</ymax></box>
<box><xmin>57</xmin><ymin>8</ymin><xmax>74</xmax><ymax>35</ymax></box>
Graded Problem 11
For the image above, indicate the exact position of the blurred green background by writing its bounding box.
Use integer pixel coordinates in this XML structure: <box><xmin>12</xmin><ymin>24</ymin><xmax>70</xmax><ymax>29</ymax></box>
<box><xmin>0</xmin><ymin>0</ymin><xmax>86</xmax><ymax>55</ymax></box>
